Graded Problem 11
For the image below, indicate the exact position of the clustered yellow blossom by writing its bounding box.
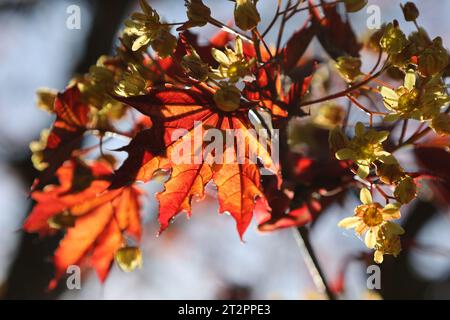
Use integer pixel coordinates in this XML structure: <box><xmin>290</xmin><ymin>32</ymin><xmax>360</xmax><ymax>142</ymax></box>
<box><xmin>338</xmin><ymin>188</ymin><xmax>404</xmax><ymax>263</ymax></box>
<box><xmin>380</xmin><ymin>70</ymin><xmax>450</xmax><ymax>132</ymax></box>
<box><xmin>114</xmin><ymin>63</ymin><xmax>149</xmax><ymax>97</ymax></box>
<box><xmin>334</xmin><ymin>122</ymin><xmax>394</xmax><ymax>179</ymax></box>
<box><xmin>210</xmin><ymin>37</ymin><xmax>256</xmax><ymax>83</ymax></box>
<box><xmin>124</xmin><ymin>0</ymin><xmax>176</xmax><ymax>56</ymax></box>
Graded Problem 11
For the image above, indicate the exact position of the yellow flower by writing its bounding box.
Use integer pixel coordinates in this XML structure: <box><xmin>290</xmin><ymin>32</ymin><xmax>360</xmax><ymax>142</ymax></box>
<box><xmin>338</xmin><ymin>188</ymin><xmax>402</xmax><ymax>249</ymax></box>
<box><xmin>380</xmin><ymin>70</ymin><xmax>450</xmax><ymax>122</ymax></box>
<box><xmin>114</xmin><ymin>64</ymin><xmax>149</xmax><ymax>97</ymax></box>
<box><xmin>124</xmin><ymin>0</ymin><xmax>176</xmax><ymax>56</ymax></box>
<box><xmin>210</xmin><ymin>37</ymin><xmax>256</xmax><ymax>83</ymax></box>
<box><xmin>373</xmin><ymin>222</ymin><xmax>404</xmax><ymax>263</ymax></box>
<box><xmin>335</xmin><ymin>122</ymin><xmax>393</xmax><ymax>178</ymax></box>
<box><xmin>418</xmin><ymin>37</ymin><xmax>449</xmax><ymax>77</ymax></box>
<box><xmin>380</xmin><ymin>69</ymin><xmax>420</xmax><ymax>121</ymax></box>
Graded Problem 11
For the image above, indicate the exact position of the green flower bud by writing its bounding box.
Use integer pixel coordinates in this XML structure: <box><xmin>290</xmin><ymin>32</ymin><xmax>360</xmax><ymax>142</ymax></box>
<box><xmin>234</xmin><ymin>0</ymin><xmax>260</xmax><ymax>31</ymax></box>
<box><xmin>214</xmin><ymin>83</ymin><xmax>241</xmax><ymax>112</ymax></box>
<box><xmin>186</xmin><ymin>0</ymin><xmax>211</xmax><ymax>27</ymax></box>
<box><xmin>48</xmin><ymin>211</ymin><xmax>76</xmax><ymax>230</ymax></box>
<box><xmin>115</xmin><ymin>247</ymin><xmax>143</xmax><ymax>272</ymax></box>
<box><xmin>418</xmin><ymin>37</ymin><xmax>449</xmax><ymax>77</ymax></box>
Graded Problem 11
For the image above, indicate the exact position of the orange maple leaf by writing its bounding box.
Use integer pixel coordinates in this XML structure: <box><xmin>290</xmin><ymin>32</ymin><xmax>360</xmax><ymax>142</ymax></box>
<box><xmin>112</xmin><ymin>85</ymin><xmax>276</xmax><ymax>238</ymax></box>
<box><xmin>24</xmin><ymin>160</ymin><xmax>142</xmax><ymax>288</ymax></box>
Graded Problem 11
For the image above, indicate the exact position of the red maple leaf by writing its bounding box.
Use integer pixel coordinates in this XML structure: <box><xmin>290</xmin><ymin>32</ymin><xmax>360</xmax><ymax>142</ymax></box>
<box><xmin>33</xmin><ymin>86</ymin><xmax>90</xmax><ymax>190</ymax></box>
<box><xmin>309</xmin><ymin>0</ymin><xmax>361</xmax><ymax>59</ymax></box>
<box><xmin>24</xmin><ymin>160</ymin><xmax>142</xmax><ymax>288</ymax></box>
<box><xmin>112</xmin><ymin>84</ymin><xmax>277</xmax><ymax>238</ymax></box>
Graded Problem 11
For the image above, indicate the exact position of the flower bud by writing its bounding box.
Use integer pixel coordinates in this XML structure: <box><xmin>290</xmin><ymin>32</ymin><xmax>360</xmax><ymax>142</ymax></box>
<box><xmin>394</xmin><ymin>176</ymin><xmax>417</xmax><ymax>204</ymax></box>
<box><xmin>418</xmin><ymin>37</ymin><xmax>449</xmax><ymax>77</ymax></box>
<box><xmin>36</xmin><ymin>88</ymin><xmax>57</xmax><ymax>113</ymax></box>
<box><xmin>48</xmin><ymin>211</ymin><xmax>76</xmax><ymax>229</ymax></box>
<box><xmin>376</xmin><ymin>162</ymin><xmax>404</xmax><ymax>184</ymax></box>
<box><xmin>186</xmin><ymin>0</ymin><xmax>211</xmax><ymax>27</ymax></box>
<box><xmin>402</xmin><ymin>2</ymin><xmax>419</xmax><ymax>22</ymax></box>
<box><xmin>181</xmin><ymin>49</ymin><xmax>209</xmax><ymax>82</ymax></box>
<box><xmin>234</xmin><ymin>0</ymin><xmax>260</xmax><ymax>31</ymax></box>
<box><xmin>115</xmin><ymin>247</ymin><xmax>143</xmax><ymax>272</ymax></box>
<box><xmin>328</xmin><ymin>127</ymin><xmax>349</xmax><ymax>153</ymax></box>
<box><xmin>344</xmin><ymin>0</ymin><xmax>368</xmax><ymax>13</ymax></box>
<box><xmin>151</xmin><ymin>28</ymin><xmax>177</xmax><ymax>57</ymax></box>
<box><xmin>214</xmin><ymin>83</ymin><xmax>241</xmax><ymax>112</ymax></box>
<box><xmin>335</xmin><ymin>56</ymin><xmax>362</xmax><ymax>83</ymax></box>
<box><xmin>430</xmin><ymin>113</ymin><xmax>450</xmax><ymax>135</ymax></box>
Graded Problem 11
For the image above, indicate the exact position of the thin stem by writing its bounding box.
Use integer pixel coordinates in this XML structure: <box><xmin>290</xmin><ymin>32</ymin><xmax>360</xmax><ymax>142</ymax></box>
<box><xmin>298</xmin><ymin>67</ymin><xmax>388</xmax><ymax>108</ymax></box>
<box><xmin>261</xmin><ymin>0</ymin><xmax>282</xmax><ymax>37</ymax></box>
<box><xmin>293</xmin><ymin>227</ymin><xmax>337</xmax><ymax>300</ymax></box>
<box><xmin>208</xmin><ymin>17</ymin><xmax>253</xmax><ymax>43</ymax></box>
<box><xmin>275</xmin><ymin>0</ymin><xmax>291</xmax><ymax>56</ymax></box>
<box><xmin>253</xmin><ymin>28</ymin><xmax>273</xmax><ymax>60</ymax></box>
<box><xmin>393</xmin><ymin>127</ymin><xmax>432</xmax><ymax>151</ymax></box>
<box><xmin>398</xmin><ymin>119</ymin><xmax>409</xmax><ymax>145</ymax></box>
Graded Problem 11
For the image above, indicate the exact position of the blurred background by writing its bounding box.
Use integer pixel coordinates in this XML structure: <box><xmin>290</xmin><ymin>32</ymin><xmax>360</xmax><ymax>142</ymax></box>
<box><xmin>0</xmin><ymin>0</ymin><xmax>449</xmax><ymax>299</ymax></box>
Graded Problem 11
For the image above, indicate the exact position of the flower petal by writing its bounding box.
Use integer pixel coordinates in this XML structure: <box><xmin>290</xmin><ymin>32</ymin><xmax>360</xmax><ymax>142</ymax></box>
<box><xmin>211</xmin><ymin>48</ymin><xmax>230</xmax><ymax>65</ymax></box>
<box><xmin>360</xmin><ymin>188</ymin><xmax>373</xmax><ymax>204</ymax></box>
<box><xmin>357</xmin><ymin>164</ymin><xmax>370</xmax><ymax>179</ymax></box>
<box><xmin>335</xmin><ymin>148</ymin><xmax>356</xmax><ymax>160</ymax></box>
<box><xmin>404</xmin><ymin>70</ymin><xmax>416</xmax><ymax>91</ymax></box>
<box><xmin>380</xmin><ymin>86</ymin><xmax>399</xmax><ymax>110</ymax></box>
<box><xmin>365</xmin><ymin>229</ymin><xmax>377</xmax><ymax>249</ymax></box>
<box><xmin>338</xmin><ymin>216</ymin><xmax>361</xmax><ymax>229</ymax></box>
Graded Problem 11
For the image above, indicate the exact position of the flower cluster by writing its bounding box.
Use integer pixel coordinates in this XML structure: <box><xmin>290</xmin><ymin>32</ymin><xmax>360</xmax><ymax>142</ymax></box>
<box><xmin>338</xmin><ymin>189</ymin><xmax>404</xmax><ymax>263</ymax></box>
